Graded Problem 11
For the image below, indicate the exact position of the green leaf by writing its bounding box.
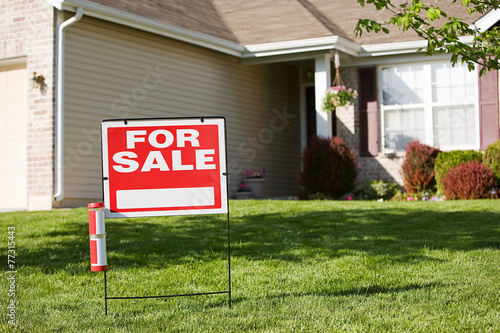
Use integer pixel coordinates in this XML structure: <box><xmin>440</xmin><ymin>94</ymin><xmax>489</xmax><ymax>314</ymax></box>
<box><xmin>426</xmin><ymin>8</ymin><xmax>441</xmax><ymax>20</ymax></box>
<box><xmin>353</xmin><ymin>0</ymin><xmax>500</xmax><ymax>74</ymax></box>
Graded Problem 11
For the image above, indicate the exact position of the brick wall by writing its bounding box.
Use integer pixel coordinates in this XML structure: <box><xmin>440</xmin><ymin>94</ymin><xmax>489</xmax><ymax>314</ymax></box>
<box><xmin>336</xmin><ymin>67</ymin><xmax>359</xmax><ymax>153</ymax></box>
<box><xmin>338</xmin><ymin>66</ymin><xmax>404</xmax><ymax>187</ymax></box>
<box><xmin>1</xmin><ymin>0</ymin><xmax>55</xmax><ymax>210</ymax></box>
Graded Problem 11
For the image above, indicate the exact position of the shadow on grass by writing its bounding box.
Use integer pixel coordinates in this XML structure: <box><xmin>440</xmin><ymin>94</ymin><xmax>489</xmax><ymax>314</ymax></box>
<box><xmin>230</xmin><ymin>281</ymin><xmax>453</xmax><ymax>305</ymax></box>
<box><xmin>13</xmin><ymin>205</ymin><xmax>500</xmax><ymax>273</ymax></box>
<box><xmin>230</xmin><ymin>208</ymin><xmax>500</xmax><ymax>263</ymax></box>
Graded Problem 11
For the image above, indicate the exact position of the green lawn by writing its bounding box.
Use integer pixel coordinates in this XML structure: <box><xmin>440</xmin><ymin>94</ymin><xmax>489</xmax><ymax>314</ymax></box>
<box><xmin>1</xmin><ymin>200</ymin><xmax>500</xmax><ymax>332</ymax></box>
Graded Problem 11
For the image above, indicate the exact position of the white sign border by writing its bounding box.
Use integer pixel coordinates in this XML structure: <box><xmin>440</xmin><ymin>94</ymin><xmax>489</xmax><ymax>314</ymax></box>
<box><xmin>101</xmin><ymin>117</ymin><xmax>228</xmax><ymax>218</ymax></box>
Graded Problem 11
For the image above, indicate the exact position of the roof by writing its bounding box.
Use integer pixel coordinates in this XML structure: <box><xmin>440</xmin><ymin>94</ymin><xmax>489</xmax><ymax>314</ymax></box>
<box><xmin>47</xmin><ymin>0</ymin><xmax>492</xmax><ymax>59</ymax></box>
<box><xmin>213</xmin><ymin>0</ymin><xmax>485</xmax><ymax>45</ymax></box>
<box><xmin>85</xmin><ymin>0</ymin><xmax>240</xmax><ymax>43</ymax></box>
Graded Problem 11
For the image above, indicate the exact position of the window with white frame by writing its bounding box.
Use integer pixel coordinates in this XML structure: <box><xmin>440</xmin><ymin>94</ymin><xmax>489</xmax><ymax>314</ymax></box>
<box><xmin>380</xmin><ymin>60</ymin><xmax>478</xmax><ymax>152</ymax></box>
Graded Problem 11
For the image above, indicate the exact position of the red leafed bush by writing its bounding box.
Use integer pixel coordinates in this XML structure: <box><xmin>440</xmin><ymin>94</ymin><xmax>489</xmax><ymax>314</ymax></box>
<box><xmin>401</xmin><ymin>141</ymin><xmax>440</xmax><ymax>193</ymax></box>
<box><xmin>300</xmin><ymin>135</ymin><xmax>359</xmax><ymax>199</ymax></box>
<box><xmin>441</xmin><ymin>161</ymin><xmax>497</xmax><ymax>200</ymax></box>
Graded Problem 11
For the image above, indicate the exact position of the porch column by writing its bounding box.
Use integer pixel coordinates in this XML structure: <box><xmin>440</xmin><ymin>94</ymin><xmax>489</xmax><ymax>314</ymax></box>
<box><xmin>314</xmin><ymin>54</ymin><xmax>332</xmax><ymax>137</ymax></box>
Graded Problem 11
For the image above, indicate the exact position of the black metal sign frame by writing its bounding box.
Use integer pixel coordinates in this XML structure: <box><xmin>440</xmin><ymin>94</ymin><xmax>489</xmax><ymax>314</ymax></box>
<box><xmin>102</xmin><ymin>212</ymin><xmax>231</xmax><ymax>315</ymax></box>
<box><xmin>96</xmin><ymin>116</ymin><xmax>231</xmax><ymax>315</ymax></box>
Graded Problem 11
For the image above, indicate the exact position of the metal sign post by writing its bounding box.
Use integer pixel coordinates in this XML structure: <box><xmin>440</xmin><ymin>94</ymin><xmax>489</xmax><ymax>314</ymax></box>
<box><xmin>89</xmin><ymin>117</ymin><xmax>231</xmax><ymax>314</ymax></box>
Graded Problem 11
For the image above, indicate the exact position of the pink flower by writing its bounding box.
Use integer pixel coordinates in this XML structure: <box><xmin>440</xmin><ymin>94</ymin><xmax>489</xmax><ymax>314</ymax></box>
<box><xmin>238</xmin><ymin>182</ymin><xmax>249</xmax><ymax>192</ymax></box>
<box><xmin>407</xmin><ymin>197</ymin><xmax>414</xmax><ymax>201</ymax></box>
<box><xmin>245</xmin><ymin>170</ymin><xmax>263</xmax><ymax>178</ymax></box>
<box><xmin>348</xmin><ymin>196</ymin><xmax>354</xmax><ymax>201</ymax></box>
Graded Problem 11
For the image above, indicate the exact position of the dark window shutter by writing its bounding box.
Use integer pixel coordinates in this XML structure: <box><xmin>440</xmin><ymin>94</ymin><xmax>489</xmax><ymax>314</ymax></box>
<box><xmin>358</xmin><ymin>67</ymin><xmax>378</xmax><ymax>156</ymax></box>
<box><xmin>479</xmin><ymin>69</ymin><xmax>499</xmax><ymax>150</ymax></box>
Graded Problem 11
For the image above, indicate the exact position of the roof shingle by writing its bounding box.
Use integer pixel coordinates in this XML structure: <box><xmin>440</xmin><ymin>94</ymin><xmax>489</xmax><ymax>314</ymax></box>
<box><xmin>87</xmin><ymin>0</ymin><xmax>486</xmax><ymax>46</ymax></box>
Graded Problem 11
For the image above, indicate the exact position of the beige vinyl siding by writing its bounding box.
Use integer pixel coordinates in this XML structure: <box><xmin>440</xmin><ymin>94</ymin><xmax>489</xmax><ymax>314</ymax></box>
<box><xmin>63</xmin><ymin>16</ymin><xmax>300</xmax><ymax>205</ymax></box>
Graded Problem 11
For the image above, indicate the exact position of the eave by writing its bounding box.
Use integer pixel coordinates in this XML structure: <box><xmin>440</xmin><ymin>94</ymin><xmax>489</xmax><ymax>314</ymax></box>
<box><xmin>474</xmin><ymin>8</ymin><xmax>500</xmax><ymax>32</ymax></box>
<box><xmin>45</xmin><ymin>0</ymin><xmax>482</xmax><ymax>64</ymax></box>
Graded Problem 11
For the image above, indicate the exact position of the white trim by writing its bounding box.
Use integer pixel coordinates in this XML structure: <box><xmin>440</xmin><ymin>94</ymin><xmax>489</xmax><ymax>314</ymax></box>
<box><xmin>423</xmin><ymin>64</ymin><xmax>434</xmax><ymax>146</ymax></box>
<box><xmin>314</xmin><ymin>54</ymin><xmax>333</xmax><ymax>138</ymax></box>
<box><xmin>360</xmin><ymin>36</ymin><xmax>474</xmax><ymax>57</ymax></box>
<box><xmin>378</xmin><ymin>59</ymin><xmax>480</xmax><ymax>153</ymax></box>
<box><xmin>474</xmin><ymin>9</ymin><xmax>500</xmax><ymax>32</ymax></box>
<box><xmin>243</xmin><ymin>36</ymin><xmax>360</xmax><ymax>58</ymax></box>
<box><xmin>44</xmin><ymin>0</ymin><xmax>63</xmax><ymax>10</ymax></box>
<box><xmin>361</xmin><ymin>40</ymin><xmax>428</xmax><ymax>57</ymax></box>
<box><xmin>0</xmin><ymin>56</ymin><xmax>28</xmax><ymax>67</ymax></box>
<box><xmin>348</xmin><ymin>52</ymin><xmax>449</xmax><ymax>68</ymax></box>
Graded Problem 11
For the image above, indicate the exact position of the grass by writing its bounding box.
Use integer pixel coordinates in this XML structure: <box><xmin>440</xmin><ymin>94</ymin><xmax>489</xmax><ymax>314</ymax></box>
<box><xmin>1</xmin><ymin>199</ymin><xmax>500</xmax><ymax>332</ymax></box>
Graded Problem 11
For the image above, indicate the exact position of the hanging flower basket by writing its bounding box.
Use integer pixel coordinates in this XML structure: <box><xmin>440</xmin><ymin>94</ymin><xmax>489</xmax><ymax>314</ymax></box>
<box><xmin>322</xmin><ymin>86</ymin><xmax>358</xmax><ymax>113</ymax></box>
<box><xmin>322</xmin><ymin>52</ymin><xmax>358</xmax><ymax>113</ymax></box>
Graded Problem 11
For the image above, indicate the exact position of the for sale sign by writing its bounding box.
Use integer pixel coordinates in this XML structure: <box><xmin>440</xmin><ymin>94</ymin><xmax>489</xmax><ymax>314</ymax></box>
<box><xmin>101</xmin><ymin>117</ymin><xmax>228</xmax><ymax>218</ymax></box>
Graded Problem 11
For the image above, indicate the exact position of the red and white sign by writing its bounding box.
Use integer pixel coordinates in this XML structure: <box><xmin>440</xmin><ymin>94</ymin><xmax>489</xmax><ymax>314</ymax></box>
<box><xmin>101</xmin><ymin>117</ymin><xmax>228</xmax><ymax>218</ymax></box>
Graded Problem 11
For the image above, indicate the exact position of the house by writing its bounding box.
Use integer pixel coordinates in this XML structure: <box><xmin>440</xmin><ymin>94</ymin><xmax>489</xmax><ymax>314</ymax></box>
<box><xmin>1</xmin><ymin>0</ymin><xmax>499</xmax><ymax>210</ymax></box>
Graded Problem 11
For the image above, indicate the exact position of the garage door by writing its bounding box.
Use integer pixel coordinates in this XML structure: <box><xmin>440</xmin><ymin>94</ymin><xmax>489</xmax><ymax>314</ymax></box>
<box><xmin>0</xmin><ymin>64</ymin><xmax>27</xmax><ymax>209</ymax></box>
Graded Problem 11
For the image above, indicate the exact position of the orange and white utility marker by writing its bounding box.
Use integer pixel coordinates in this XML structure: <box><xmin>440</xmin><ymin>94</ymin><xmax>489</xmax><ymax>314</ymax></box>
<box><xmin>88</xmin><ymin>202</ymin><xmax>107</xmax><ymax>272</ymax></box>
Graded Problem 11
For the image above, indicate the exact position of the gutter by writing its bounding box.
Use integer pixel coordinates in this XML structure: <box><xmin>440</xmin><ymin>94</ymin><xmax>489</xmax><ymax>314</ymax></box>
<box><xmin>359</xmin><ymin>36</ymin><xmax>475</xmax><ymax>58</ymax></box>
<box><xmin>474</xmin><ymin>9</ymin><xmax>500</xmax><ymax>32</ymax></box>
<box><xmin>243</xmin><ymin>36</ymin><xmax>361</xmax><ymax>59</ymax></box>
<box><xmin>54</xmin><ymin>7</ymin><xmax>84</xmax><ymax>202</ymax></box>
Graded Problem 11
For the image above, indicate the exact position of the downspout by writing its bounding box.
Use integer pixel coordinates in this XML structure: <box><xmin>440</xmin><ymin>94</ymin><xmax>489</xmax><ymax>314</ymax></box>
<box><xmin>54</xmin><ymin>7</ymin><xmax>84</xmax><ymax>202</ymax></box>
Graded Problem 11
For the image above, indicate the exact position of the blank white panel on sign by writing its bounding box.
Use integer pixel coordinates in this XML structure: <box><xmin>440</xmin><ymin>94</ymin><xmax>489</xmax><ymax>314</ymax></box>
<box><xmin>116</xmin><ymin>187</ymin><xmax>215</xmax><ymax>209</ymax></box>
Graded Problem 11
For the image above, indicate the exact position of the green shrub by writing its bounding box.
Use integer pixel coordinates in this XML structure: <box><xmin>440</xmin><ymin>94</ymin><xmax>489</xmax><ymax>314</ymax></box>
<box><xmin>363</xmin><ymin>179</ymin><xmax>399</xmax><ymax>200</ymax></box>
<box><xmin>434</xmin><ymin>150</ymin><xmax>483</xmax><ymax>194</ymax></box>
<box><xmin>441</xmin><ymin>161</ymin><xmax>497</xmax><ymax>200</ymax></box>
<box><xmin>483</xmin><ymin>139</ymin><xmax>500</xmax><ymax>185</ymax></box>
<box><xmin>389</xmin><ymin>190</ymin><xmax>423</xmax><ymax>202</ymax></box>
<box><xmin>401</xmin><ymin>141</ymin><xmax>440</xmax><ymax>193</ymax></box>
<box><xmin>307</xmin><ymin>192</ymin><xmax>335</xmax><ymax>200</ymax></box>
<box><xmin>300</xmin><ymin>136</ymin><xmax>359</xmax><ymax>199</ymax></box>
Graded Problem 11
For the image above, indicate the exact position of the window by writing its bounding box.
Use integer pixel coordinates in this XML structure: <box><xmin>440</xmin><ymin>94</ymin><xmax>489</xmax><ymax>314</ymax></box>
<box><xmin>380</xmin><ymin>60</ymin><xmax>478</xmax><ymax>152</ymax></box>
